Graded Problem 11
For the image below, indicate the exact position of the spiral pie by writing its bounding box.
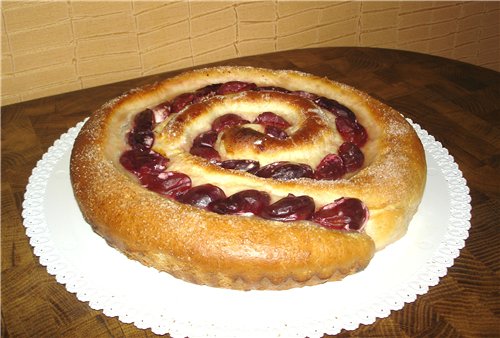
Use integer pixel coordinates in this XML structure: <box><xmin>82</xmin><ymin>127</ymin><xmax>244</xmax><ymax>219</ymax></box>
<box><xmin>70</xmin><ymin>66</ymin><xmax>426</xmax><ymax>290</ymax></box>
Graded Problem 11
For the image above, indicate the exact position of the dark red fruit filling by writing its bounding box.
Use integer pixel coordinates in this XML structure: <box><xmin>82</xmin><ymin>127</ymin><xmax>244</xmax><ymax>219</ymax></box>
<box><xmin>120</xmin><ymin>149</ymin><xmax>168</xmax><ymax>177</ymax></box>
<box><xmin>150</xmin><ymin>102</ymin><xmax>171</xmax><ymax>123</ymax></box>
<box><xmin>177</xmin><ymin>184</ymin><xmax>226</xmax><ymax>209</ymax></box>
<box><xmin>335</xmin><ymin>116</ymin><xmax>367</xmax><ymax>147</ymax></box>
<box><xmin>254</xmin><ymin>112</ymin><xmax>291</xmax><ymax>129</ymax></box>
<box><xmin>255</xmin><ymin>161</ymin><xmax>314</xmax><ymax>180</ymax></box>
<box><xmin>211</xmin><ymin>113</ymin><xmax>250</xmax><ymax>133</ymax></box>
<box><xmin>208</xmin><ymin>189</ymin><xmax>271</xmax><ymax>215</ymax></box>
<box><xmin>314</xmin><ymin>154</ymin><xmax>346</xmax><ymax>180</ymax></box>
<box><xmin>265</xmin><ymin>125</ymin><xmax>289</xmax><ymax>139</ymax></box>
<box><xmin>216</xmin><ymin>81</ymin><xmax>257</xmax><ymax>95</ymax></box>
<box><xmin>183</xmin><ymin>83</ymin><xmax>367</xmax><ymax>179</ymax></box>
<box><xmin>338</xmin><ymin>142</ymin><xmax>364</xmax><ymax>173</ymax></box>
<box><xmin>192</xmin><ymin>130</ymin><xmax>218</xmax><ymax>148</ymax></box>
<box><xmin>219</xmin><ymin>159</ymin><xmax>260</xmax><ymax>173</ymax></box>
<box><xmin>253</xmin><ymin>112</ymin><xmax>291</xmax><ymax>140</ymax></box>
<box><xmin>171</xmin><ymin>93</ymin><xmax>195</xmax><ymax>114</ymax></box>
<box><xmin>193</xmin><ymin>83</ymin><xmax>222</xmax><ymax>103</ymax></box>
<box><xmin>190</xmin><ymin>130</ymin><xmax>221</xmax><ymax>162</ymax></box>
<box><xmin>260</xmin><ymin>194</ymin><xmax>315</xmax><ymax>222</ymax></box>
<box><xmin>127</xmin><ymin>109</ymin><xmax>155</xmax><ymax>150</ymax></box>
<box><xmin>120</xmin><ymin>80</ymin><xmax>371</xmax><ymax>231</ymax></box>
<box><xmin>314</xmin><ymin>96</ymin><xmax>357</xmax><ymax>121</ymax></box>
<box><xmin>312</xmin><ymin>197</ymin><xmax>368</xmax><ymax>231</ymax></box>
<box><xmin>189</xmin><ymin>145</ymin><xmax>221</xmax><ymax>163</ymax></box>
<box><xmin>128</xmin><ymin>130</ymin><xmax>154</xmax><ymax>150</ymax></box>
<box><xmin>133</xmin><ymin>109</ymin><xmax>154</xmax><ymax>131</ymax></box>
<box><xmin>141</xmin><ymin>171</ymin><xmax>192</xmax><ymax>199</ymax></box>
<box><xmin>120</xmin><ymin>144</ymin><xmax>190</xmax><ymax>199</ymax></box>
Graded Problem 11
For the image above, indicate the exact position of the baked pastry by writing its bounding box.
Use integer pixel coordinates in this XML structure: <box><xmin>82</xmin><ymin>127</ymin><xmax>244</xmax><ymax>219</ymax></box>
<box><xmin>70</xmin><ymin>66</ymin><xmax>426</xmax><ymax>290</ymax></box>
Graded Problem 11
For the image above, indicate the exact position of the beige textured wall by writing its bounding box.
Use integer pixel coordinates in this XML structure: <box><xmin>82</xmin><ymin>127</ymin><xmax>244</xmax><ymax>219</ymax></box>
<box><xmin>1</xmin><ymin>1</ymin><xmax>499</xmax><ymax>106</ymax></box>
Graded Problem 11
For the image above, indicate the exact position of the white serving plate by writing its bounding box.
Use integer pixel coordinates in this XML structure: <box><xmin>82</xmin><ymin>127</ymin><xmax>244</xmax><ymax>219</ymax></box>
<box><xmin>23</xmin><ymin>120</ymin><xmax>471</xmax><ymax>337</ymax></box>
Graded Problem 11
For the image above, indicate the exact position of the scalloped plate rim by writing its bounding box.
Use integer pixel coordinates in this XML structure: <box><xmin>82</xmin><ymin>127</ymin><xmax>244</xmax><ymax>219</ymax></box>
<box><xmin>21</xmin><ymin>119</ymin><xmax>471</xmax><ymax>337</ymax></box>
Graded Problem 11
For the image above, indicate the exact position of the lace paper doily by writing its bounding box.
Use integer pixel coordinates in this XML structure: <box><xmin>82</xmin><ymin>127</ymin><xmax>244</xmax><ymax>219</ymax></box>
<box><xmin>22</xmin><ymin>119</ymin><xmax>471</xmax><ymax>337</ymax></box>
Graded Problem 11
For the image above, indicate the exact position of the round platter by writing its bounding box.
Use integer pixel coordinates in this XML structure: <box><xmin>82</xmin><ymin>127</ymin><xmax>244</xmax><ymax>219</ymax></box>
<box><xmin>22</xmin><ymin>119</ymin><xmax>471</xmax><ymax>337</ymax></box>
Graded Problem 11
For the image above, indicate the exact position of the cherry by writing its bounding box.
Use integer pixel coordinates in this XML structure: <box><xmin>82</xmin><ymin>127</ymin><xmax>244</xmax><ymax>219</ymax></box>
<box><xmin>189</xmin><ymin>145</ymin><xmax>221</xmax><ymax>163</ymax></box>
<box><xmin>140</xmin><ymin>171</ymin><xmax>192</xmax><ymax>199</ymax></box>
<box><xmin>171</xmin><ymin>92</ymin><xmax>195</xmax><ymax>114</ymax></box>
<box><xmin>127</xmin><ymin>109</ymin><xmax>155</xmax><ymax>150</ymax></box>
<box><xmin>314</xmin><ymin>96</ymin><xmax>357</xmax><ymax>121</ymax></box>
<box><xmin>119</xmin><ymin>149</ymin><xmax>168</xmax><ymax>177</ymax></box>
<box><xmin>216</xmin><ymin>81</ymin><xmax>257</xmax><ymax>95</ymax></box>
<box><xmin>338</xmin><ymin>142</ymin><xmax>364</xmax><ymax>173</ymax></box>
<box><xmin>219</xmin><ymin>159</ymin><xmax>260</xmax><ymax>173</ymax></box>
<box><xmin>193</xmin><ymin>130</ymin><xmax>218</xmax><ymax>148</ymax></box>
<box><xmin>260</xmin><ymin>194</ymin><xmax>315</xmax><ymax>222</ymax></box>
<box><xmin>255</xmin><ymin>161</ymin><xmax>314</xmax><ymax>180</ymax></box>
<box><xmin>150</xmin><ymin>101</ymin><xmax>171</xmax><ymax>123</ymax></box>
<box><xmin>132</xmin><ymin>109</ymin><xmax>154</xmax><ymax>131</ymax></box>
<box><xmin>193</xmin><ymin>83</ymin><xmax>222</xmax><ymax>103</ymax></box>
<box><xmin>265</xmin><ymin>125</ymin><xmax>289</xmax><ymax>140</ymax></box>
<box><xmin>312</xmin><ymin>197</ymin><xmax>368</xmax><ymax>231</ymax></box>
<box><xmin>211</xmin><ymin>114</ymin><xmax>250</xmax><ymax>133</ymax></box>
<box><xmin>254</xmin><ymin>112</ymin><xmax>291</xmax><ymax>129</ymax></box>
<box><xmin>335</xmin><ymin>116</ymin><xmax>368</xmax><ymax>147</ymax></box>
<box><xmin>208</xmin><ymin>190</ymin><xmax>271</xmax><ymax>215</ymax></box>
<box><xmin>314</xmin><ymin>154</ymin><xmax>346</xmax><ymax>180</ymax></box>
<box><xmin>128</xmin><ymin>129</ymin><xmax>154</xmax><ymax>150</ymax></box>
<box><xmin>177</xmin><ymin>184</ymin><xmax>226</xmax><ymax>209</ymax></box>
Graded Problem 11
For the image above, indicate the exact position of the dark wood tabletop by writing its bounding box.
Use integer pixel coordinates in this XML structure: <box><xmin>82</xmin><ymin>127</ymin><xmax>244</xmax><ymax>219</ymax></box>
<box><xmin>2</xmin><ymin>47</ymin><xmax>499</xmax><ymax>337</ymax></box>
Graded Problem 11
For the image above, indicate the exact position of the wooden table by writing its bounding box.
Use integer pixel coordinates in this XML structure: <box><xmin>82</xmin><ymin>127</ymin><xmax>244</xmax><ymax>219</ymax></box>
<box><xmin>2</xmin><ymin>47</ymin><xmax>499</xmax><ymax>337</ymax></box>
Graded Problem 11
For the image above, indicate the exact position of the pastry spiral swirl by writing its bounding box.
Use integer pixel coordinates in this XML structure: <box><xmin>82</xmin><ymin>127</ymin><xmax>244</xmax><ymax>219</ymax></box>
<box><xmin>70</xmin><ymin>66</ymin><xmax>426</xmax><ymax>290</ymax></box>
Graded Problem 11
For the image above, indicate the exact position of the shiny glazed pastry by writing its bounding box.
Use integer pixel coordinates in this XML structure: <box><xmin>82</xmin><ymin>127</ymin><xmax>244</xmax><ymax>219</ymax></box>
<box><xmin>70</xmin><ymin>66</ymin><xmax>426</xmax><ymax>290</ymax></box>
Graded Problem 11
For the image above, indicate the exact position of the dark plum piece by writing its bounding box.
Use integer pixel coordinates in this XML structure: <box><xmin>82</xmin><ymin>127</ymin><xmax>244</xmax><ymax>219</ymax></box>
<box><xmin>119</xmin><ymin>149</ymin><xmax>168</xmax><ymax>177</ymax></box>
<box><xmin>216</xmin><ymin>81</ymin><xmax>257</xmax><ymax>95</ymax></box>
<box><xmin>128</xmin><ymin>109</ymin><xmax>155</xmax><ymax>149</ymax></box>
<box><xmin>128</xmin><ymin>129</ymin><xmax>154</xmax><ymax>150</ymax></box>
<box><xmin>253</xmin><ymin>112</ymin><xmax>291</xmax><ymax>129</ymax></box>
<box><xmin>314</xmin><ymin>153</ymin><xmax>346</xmax><ymax>180</ymax></box>
<box><xmin>150</xmin><ymin>101</ymin><xmax>171</xmax><ymax>123</ymax></box>
<box><xmin>132</xmin><ymin>109</ymin><xmax>154</xmax><ymax>131</ymax></box>
<box><xmin>211</xmin><ymin>113</ymin><xmax>250</xmax><ymax>133</ymax></box>
<box><xmin>335</xmin><ymin>116</ymin><xmax>368</xmax><ymax>147</ymax></box>
<box><xmin>312</xmin><ymin>197</ymin><xmax>369</xmax><ymax>231</ymax></box>
<box><xmin>314</xmin><ymin>96</ymin><xmax>357</xmax><ymax>121</ymax></box>
<box><xmin>171</xmin><ymin>92</ymin><xmax>195</xmax><ymax>114</ymax></box>
<box><xmin>219</xmin><ymin>159</ymin><xmax>260</xmax><ymax>173</ymax></box>
<box><xmin>189</xmin><ymin>145</ymin><xmax>221</xmax><ymax>163</ymax></box>
<box><xmin>265</xmin><ymin>125</ymin><xmax>289</xmax><ymax>140</ymax></box>
<box><xmin>338</xmin><ymin>142</ymin><xmax>364</xmax><ymax>173</ymax></box>
<box><xmin>208</xmin><ymin>190</ymin><xmax>271</xmax><ymax>215</ymax></box>
<box><xmin>177</xmin><ymin>184</ymin><xmax>226</xmax><ymax>209</ymax></box>
<box><xmin>254</xmin><ymin>86</ymin><xmax>291</xmax><ymax>94</ymax></box>
<box><xmin>193</xmin><ymin>130</ymin><xmax>218</xmax><ymax>148</ymax></box>
<box><xmin>255</xmin><ymin>161</ymin><xmax>314</xmax><ymax>180</ymax></box>
<box><xmin>260</xmin><ymin>194</ymin><xmax>315</xmax><ymax>222</ymax></box>
<box><xmin>193</xmin><ymin>83</ymin><xmax>222</xmax><ymax>103</ymax></box>
<box><xmin>140</xmin><ymin>171</ymin><xmax>192</xmax><ymax>199</ymax></box>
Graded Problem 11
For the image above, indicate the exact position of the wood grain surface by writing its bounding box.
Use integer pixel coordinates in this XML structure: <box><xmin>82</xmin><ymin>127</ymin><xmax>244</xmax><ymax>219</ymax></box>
<box><xmin>2</xmin><ymin>47</ymin><xmax>499</xmax><ymax>337</ymax></box>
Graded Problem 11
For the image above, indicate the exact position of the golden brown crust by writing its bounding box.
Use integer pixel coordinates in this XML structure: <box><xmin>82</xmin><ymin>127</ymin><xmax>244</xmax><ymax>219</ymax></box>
<box><xmin>70</xmin><ymin>66</ymin><xmax>426</xmax><ymax>290</ymax></box>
